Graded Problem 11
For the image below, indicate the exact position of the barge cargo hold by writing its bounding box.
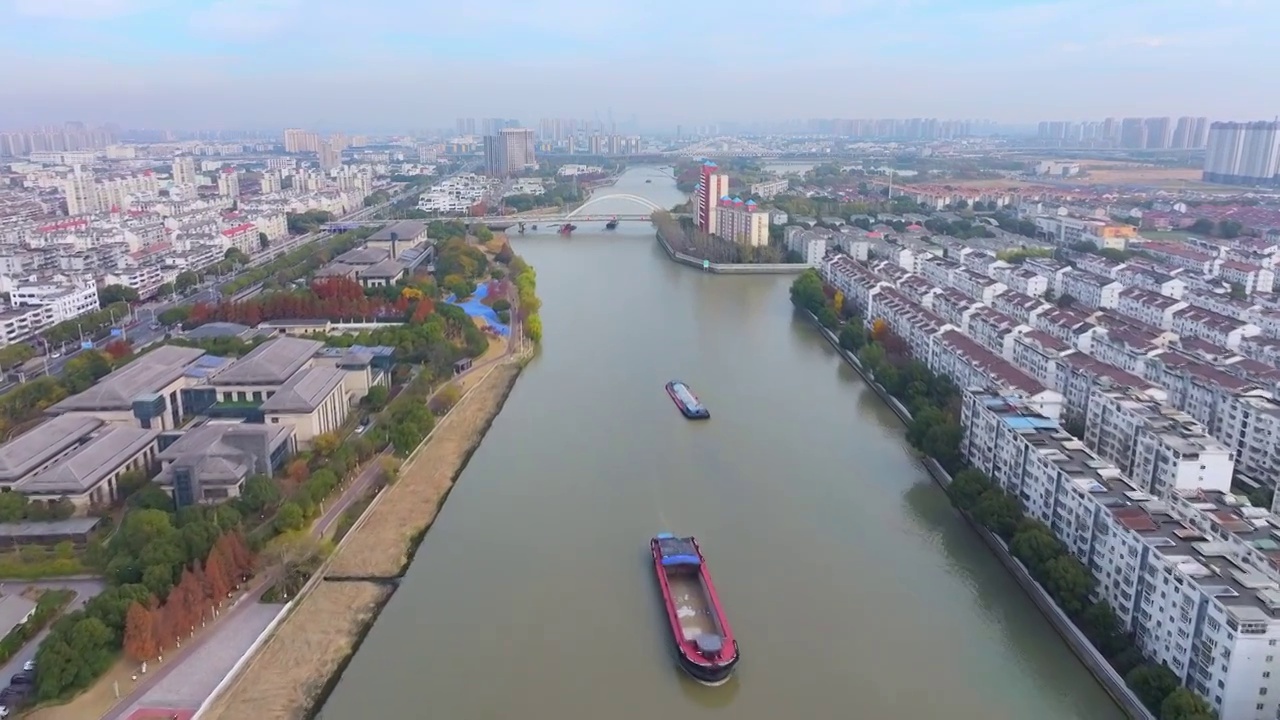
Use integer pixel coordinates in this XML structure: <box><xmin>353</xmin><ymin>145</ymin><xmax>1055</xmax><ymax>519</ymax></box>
<box><xmin>650</xmin><ymin>533</ymin><xmax>739</xmax><ymax>685</ymax></box>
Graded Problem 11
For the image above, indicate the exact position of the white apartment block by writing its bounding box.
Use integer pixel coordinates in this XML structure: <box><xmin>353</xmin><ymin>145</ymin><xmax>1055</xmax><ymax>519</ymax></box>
<box><xmin>1083</xmin><ymin>388</ymin><xmax>1234</xmax><ymax>497</ymax></box>
<box><xmin>1215</xmin><ymin>391</ymin><xmax>1280</xmax><ymax>483</ymax></box>
<box><xmin>1034</xmin><ymin>215</ymin><xmax>1135</xmax><ymax>250</ymax></box>
<box><xmin>1024</xmin><ymin>258</ymin><xmax>1074</xmax><ymax>297</ymax></box>
<box><xmin>1172</xmin><ymin>306</ymin><xmax>1261</xmax><ymax>350</ymax></box>
<box><xmin>1118</xmin><ymin>287</ymin><xmax>1190</xmax><ymax>330</ymax></box>
<box><xmin>748</xmin><ymin>178</ymin><xmax>790</xmax><ymax>199</ymax></box>
<box><xmin>1061</xmin><ymin>270</ymin><xmax>1122</xmax><ymax>310</ymax></box>
<box><xmin>784</xmin><ymin>228</ymin><xmax>830</xmax><ymax>267</ymax></box>
<box><xmin>251</xmin><ymin>213</ymin><xmax>288</xmax><ymax>242</ymax></box>
<box><xmin>62</xmin><ymin>168</ymin><xmax>160</xmax><ymax>216</ymax></box>
<box><xmin>1142</xmin><ymin>243</ymin><xmax>1217</xmax><ymax>274</ymax></box>
<box><xmin>961</xmin><ymin>390</ymin><xmax>1280</xmax><ymax>720</ymax></box>
<box><xmin>1010</xmin><ymin>330</ymin><xmax>1074</xmax><ymax>391</ymax></box>
<box><xmin>952</xmin><ymin>269</ymin><xmax>1006</xmax><ymax>305</ymax></box>
<box><xmin>1219</xmin><ymin>261</ymin><xmax>1276</xmax><ymax>296</ymax></box>
<box><xmin>10</xmin><ymin>283</ymin><xmax>99</xmax><ymax>320</ymax></box>
<box><xmin>1001</xmin><ymin>268</ymin><xmax>1049</xmax><ymax>298</ymax></box>
<box><xmin>992</xmin><ymin>290</ymin><xmax>1051</xmax><ymax>324</ymax></box>
<box><xmin>714</xmin><ymin>199</ymin><xmax>769</xmax><ymax>247</ymax></box>
<box><xmin>1117</xmin><ymin>266</ymin><xmax>1187</xmax><ymax>299</ymax></box>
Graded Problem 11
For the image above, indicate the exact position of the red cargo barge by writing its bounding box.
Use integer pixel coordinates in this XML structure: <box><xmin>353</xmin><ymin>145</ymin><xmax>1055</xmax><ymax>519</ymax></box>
<box><xmin>650</xmin><ymin>533</ymin><xmax>739</xmax><ymax>685</ymax></box>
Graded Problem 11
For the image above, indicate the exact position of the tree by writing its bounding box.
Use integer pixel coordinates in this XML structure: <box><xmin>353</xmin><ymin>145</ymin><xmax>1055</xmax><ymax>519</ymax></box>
<box><xmin>972</xmin><ymin>488</ymin><xmax>1022</xmax><ymax>540</ymax></box>
<box><xmin>123</xmin><ymin>600</ymin><xmax>156</xmax><ymax>662</ymax></box>
<box><xmin>948</xmin><ymin>469</ymin><xmax>992</xmax><ymax>512</ymax></box>
<box><xmin>312</xmin><ymin>432</ymin><xmax>341</xmax><ymax>457</ymax></box>
<box><xmin>1189</xmin><ymin>218</ymin><xmax>1214</xmax><ymax>235</ymax></box>
<box><xmin>174</xmin><ymin>271</ymin><xmax>200</xmax><ymax>293</ymax></box>
<box><xmin>1126</xmin><ymin>663</ymin><xmax>1181</xmax><ymax>713</ymax></box>
<box><xmin>258</xmin><ymin>232</ymin><xmax>270</xmax><ymax>250</ymax></box>
<box><xmin>363</xmin><ymin>385</ymin><xmax>390</xmax><ymax>411</ymax></box>
<box><xmin>788</xmin><ymin>270</ymin><xmax>826</xmax><ymax>315</ymax></box>
<box><xmin>0</xmin><ymin>343</ymin><xmax>35</xmax><ymax>370</ymax></box>
<box><xmin>837</xmin><ymin>324</ymin><xmax>865</xmax><ymax>351</ymax></box>
<box><xmin>104</xmin><ymin>339</ymin><xmax>132</xmax><ymax>360</ymax></box>
<box><xmin>275</xmin><ymin>502</ymin><xmax>305</xmax><ymax>533</ymax></box>
<box><xmin>1160</xmin><ymin>688</ymin><xmax>1215</xmax><ymax>720</ymax></box>
<box><xmin>428</xmin><ymin>382</ymin><xmax>463</xmax><ymax>415</ymax></box>
<box><xmin>1041</xmin><ymin>554</ymin><xmax>1093</xmax><ymax>616</ymax></box>
<box><xmin>1010</xmin><ymin>526</ymin><xmax>1064</xmax><ymax>577</ymax></box>
<box><xmin>494</xmin><ymin>242</ymin><xmax>515</xmax><ymax>264</ymax></box>
<box><xmin>1078</xmin><ymin>601</ymin><xmax>1126</xmax><ymax>658</ymax></box>
<box><xmin>98</xmin><ymin>284</ymin><xmax>139</xmax><ymax>305</ymax></box>
<box><xmin>204</xmin><ymin>545</ymin><xmax>233</xmax><ymax>604</ymax></box>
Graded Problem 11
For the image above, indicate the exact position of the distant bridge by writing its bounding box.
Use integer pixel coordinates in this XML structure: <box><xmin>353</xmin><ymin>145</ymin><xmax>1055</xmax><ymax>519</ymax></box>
<box><xmin>324</xmin><ymin>193</ymin><xmax>671</xmax><ymax>232</ymax></box>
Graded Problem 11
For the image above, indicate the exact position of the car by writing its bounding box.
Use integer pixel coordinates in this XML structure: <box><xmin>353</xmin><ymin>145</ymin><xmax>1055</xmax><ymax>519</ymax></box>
<box><xmin>21</xmin><ymin>661</ymin><xmax>32</xmax><ymax>672</ymax></box>
<box><xmin>0</xmin><ymin>703</ymin><xmax>10</xmax><ymax>717</ymax></box>
<box><xmin>9</xmin><ymin>674</ymin><xmax>30</xmax><ymax>686</ymax></box>
<box><xmin>49</xmin><ymin>351</ymin><xmax>61</xmax><ymax>359</ymax></box>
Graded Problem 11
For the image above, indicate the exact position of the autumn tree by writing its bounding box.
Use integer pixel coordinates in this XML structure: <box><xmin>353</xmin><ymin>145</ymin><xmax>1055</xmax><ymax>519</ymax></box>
<box><xmin>204</xmin><ymin>545</ymin><xmax>233</xmax><ymax>605</ymax></box>
<box><xmin>104</xmin><ymin>339</ymin><xmax>133</xmax><ymax>360</ymax></box>
<box><xmin>123</xmin><ymin>601</ymin><xmax>157</xmax><ymax>662</ymax></box>
<box><xmin>870</xmin><ymin>318</ymin><xmax>889</xmax><ymax>342</ymax></box>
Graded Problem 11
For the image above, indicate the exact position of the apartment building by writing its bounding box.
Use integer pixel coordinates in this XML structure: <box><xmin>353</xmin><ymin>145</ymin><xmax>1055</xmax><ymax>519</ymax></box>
<box><xmin>1083</xmin><ymin>388</ymin><xmax>1234</xmax><ymax>496</ymax></box>
<box><xmin>961</xmin><ymin>390</ymin><xmax>1280</xmax><ymax>720</ymax></box>
<box><xmin>1215</xmin><ymin>391</ymin><xmax>1280</xmax><ymax>483</ymax></box>
<box><xmin>1118</xmin><ymin>287</ymin><xmax>1190</xmax><ymax>330</ymax></box>
<box><xmin>1000</xmin><ymin>268</ymin><xmax>1049</xmax><ymax>297</ymax></box>
<box><xmin>1010</xmin><ymin>330</ymin><xmax>1074</xmax><ymax>391</ymax></box>
<box><xmin>1024</xmin><ymin>257</ymin><xmax>1074</xmax><ymax>297</ymax></box>
<box><xmin>1035</xmin><ymin>215</ymin><xmax>1137</xmax><ymax>250</ymax></box>
<box><xmin>714</xmin><ymin>197</ymin><xmax>769</xmax><ymax>247</ymax></box>
<box><xmin>1142</xmin><ymin>243</ymin><xmax>1218</xmax><ymax>275</ymax></box>
<box><xmin>1116</xmin><ymin>265</ymin><xmax>1187</xmax><ymax>299</ymax></box>
<box><xmin>220</xmin><ymin>223</ymin><xmax>258</xmax><ymax>255</ymax></box>
<box><xmin>748</xmin><ymin>179</ymin><xmax>789</xmax><ymax>199</ymax></box>
<box><xmin>1172</xmin><ymin>306</ymin><xmax>1261</xmax><ymax>350</ymax></box>
<box><xmin>1219</xmin><ymin>261</ymin><xmax>1276</xmax><ymax>295</ymax></box>
<box><xmin>966</xmin><ymin>306</ymin><xmax>1022</xmax><ymax>357</ymax></box>
<box><xmin>952</xmin><ymin>269</ymin><xmax>1006</xmax><ymax>305</ymax></box>
<box><xmin>784</xmin><ymin>228</ymin><xmax>831</xmax><ymax>267</ymax></box>
<box><xmin>992</xmin><ymin>290</ymin><xmax>1051</xmax><ymax>324</ymax></box>
<box><xmin>1061</xmin><ymin>270</ymin><xmax>1122</xmax><ymax>310</ymax></box>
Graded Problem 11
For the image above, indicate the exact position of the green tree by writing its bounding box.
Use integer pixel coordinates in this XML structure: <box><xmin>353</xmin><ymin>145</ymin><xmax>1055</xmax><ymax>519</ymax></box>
<box><xmin>1126</xmin><ymin>663</ymin><xmax>1181</xmax><ymax>713</ymax></box>
<box><xmin>174</xmin><ymin>271</ymin><xmax>200</xmax><ymax>293</ymax></box>
<box><xmin>1010</xmin><ymin>524</ymin><xmax>1064</xmax><ymax>577</ymax></box>
<box><xmin>972</xmin><ymin>489</ymin><xmax>1022</xmax><ymax>540</ymax></box>
<box><xmin>1160</xmin><ymin>687</ymin><xmax>1216</xmax><ymax>720</ymax></box>
<box><xmin>0</xmin><ymin>343</ymin><xmax>35</xmax><ymax>370</ymax></box>
<box><xmin>837</xmin><ymin>324</ymin><xmax>865</xmax><ymax>351</ymax></box>
<box><xmin>98</xmin><ymin>284</ymin><xmax>139</xmax><ymax>305</ymax></box>
<box><xmin>275</xmin><ymin>502</ymin><xmax>305</xmax><ymax>533</ymax></box>
<box><xmin>816</xmin><ymin>305</ymin><xmax>839</xmax><ymax>329</ymax></box>
<box><xmin>258</xmin><ymin>232</ymin><xmax>270</xmax><ymax>250</ymax></box>
<box><xmin>949</xmin><ymin>469</ymin><xmax>992</xmax><ymax>512</ymax></box>
<box><xmin>1042</xmin><ymin>554</ymin><xmax>1094</xmax><ymax>616</ymax></box>
<box><xmin>363</xmin><ymin>385</ymin><xmax>390</xmax><ymax>411</ymax></box>
<box><xmin>473</xmin><ymin>225</ymin><xmax>494</xmax><ymax>242</ymax></box>
<box><xmin>224</xmin><ymin>248</ymin><xmax>250</xmax><ymax>264</ymax></box>
<box><xmin>240</xmin><ymin>475</ymin><xmax>281</xmax><ymax>514</ymax></box>
<box><xmin>789</xmin><ymin>270</ymin><xmax>827</xmax><ymax>315</ymax></box>
<box><xmin>158</xmin><ymin>306</ymin><xmax>191</xmax><ymax>327</ymax></box>
<box><xmin>1189</xmin><ymin>218</ymin><xmax>1214</xmax><ymax>235</ymax></box>
<box><xmin>1078</xmin><ymin>601</ymin><xmax>1127</xmax><ymax>658</ymax></box>
<box><xmin>1217</xmin><ymin>219</ymin><xmax>1242</xmax><ymax>239</ymax></box>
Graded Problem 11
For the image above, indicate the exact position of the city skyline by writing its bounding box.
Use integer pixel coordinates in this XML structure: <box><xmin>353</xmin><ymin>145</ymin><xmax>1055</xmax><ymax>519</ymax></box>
<box><xmin>1</xmin><ymin>0</ymin><xmax>1276</xmax><ymax>128</ymax></box>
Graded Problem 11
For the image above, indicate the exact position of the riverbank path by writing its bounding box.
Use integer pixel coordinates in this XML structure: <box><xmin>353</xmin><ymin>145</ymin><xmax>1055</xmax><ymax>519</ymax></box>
<box><xmin>99</xmin><ymin>329</ymin><xmax>524</xmax><ymax>720</ymax></box>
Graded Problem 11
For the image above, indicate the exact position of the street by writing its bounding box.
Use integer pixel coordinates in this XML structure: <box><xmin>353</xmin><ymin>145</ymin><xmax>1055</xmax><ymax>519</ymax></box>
<box><xmin>0</xmin><ymin>579</ymin><xmax>105</xmax><ymax>685</ymax></box>
<box><xmin>100</xmin><ymin>448</ymin><xmax>392</xmax><ymax>720</ymax></box>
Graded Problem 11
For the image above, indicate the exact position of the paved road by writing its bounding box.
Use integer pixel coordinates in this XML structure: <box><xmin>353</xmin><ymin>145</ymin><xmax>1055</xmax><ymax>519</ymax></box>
<box><xmin>0</xmin><ymin>579</ymin><xmax>105</xmax><ymax>686</ymax></box>
<box><xmin>100</xmin><ymin>451</ymin><xmax>392</xmax><ymax>720</ymax></box>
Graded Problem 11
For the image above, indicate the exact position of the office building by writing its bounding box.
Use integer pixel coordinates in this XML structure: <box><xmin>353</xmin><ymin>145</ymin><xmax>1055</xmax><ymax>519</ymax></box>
<box><xmin>1203</xmin><ymin>121</ymin><xmax>1280</xmax><ymax>187</ymax></box>
<box><xmin>483</xmin><ymin>128</ymin><xmax>536</xmax><ymax>177</ymax></box>
<box><xmin>694</xmin><ymin>161</ymin><xmax>729</xmax><ymax>235</ymax></box>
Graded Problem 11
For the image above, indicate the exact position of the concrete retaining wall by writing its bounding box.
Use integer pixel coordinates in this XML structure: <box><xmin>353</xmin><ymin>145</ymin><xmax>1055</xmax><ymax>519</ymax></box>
<box><xmin>190</xmin><ymin>600</ymin><xmax>294</xmax><ymax>720</ymax></box>
<box><xmin>655</xmin><ymin>230</ymin><xmax>808</xmax><ymax>275</ymax></box>
<box><xmin>807</xmin><ymin>313</ymin><xmax>1154</xmax><ymax>720</ymax></box>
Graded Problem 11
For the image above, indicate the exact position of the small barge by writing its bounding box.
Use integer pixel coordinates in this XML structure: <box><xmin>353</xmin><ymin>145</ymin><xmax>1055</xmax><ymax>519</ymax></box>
<box><xmin>665</xmin><ymin>380</ymin><xmax>710</xmax><ymax>419</ymax></box>
<box><xmin>651</xmin><ymin>533</ymin><xmax>739</xmax><ymax>685</ymax></box>
<box><xmin>606</xmin><ymin>218</ymin><xmax>619</xmax><ymax>230</ymax></box>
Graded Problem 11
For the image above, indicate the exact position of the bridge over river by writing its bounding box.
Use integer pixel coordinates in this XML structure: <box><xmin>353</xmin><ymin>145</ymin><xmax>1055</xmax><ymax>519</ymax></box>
<box><xmin>324</xmin><ymin>193</ymin><xmax>678</xmax><ymax>232</ymax></box>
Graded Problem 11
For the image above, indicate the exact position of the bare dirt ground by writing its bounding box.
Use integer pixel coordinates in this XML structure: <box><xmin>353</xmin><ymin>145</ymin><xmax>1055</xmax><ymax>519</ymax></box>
<box><xmin>202</xmin><ymin>582</ymin><xmax>390</xmax><ymax>720</ymax></box>
<box><xmin>326</xmin><ymin>361</ymin><xmax>523</xmax><ymax>578</ymax></box>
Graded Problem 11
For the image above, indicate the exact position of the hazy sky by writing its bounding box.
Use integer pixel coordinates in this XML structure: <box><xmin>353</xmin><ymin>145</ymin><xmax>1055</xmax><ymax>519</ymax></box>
<box><xmin>1</xmin><ymin>0</ymin><xmax>1276</xmax><ymax>131</ymax></box>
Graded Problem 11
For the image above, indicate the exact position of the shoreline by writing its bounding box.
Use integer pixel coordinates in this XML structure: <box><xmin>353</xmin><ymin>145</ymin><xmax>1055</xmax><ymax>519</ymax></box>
<box><xmin>654</xmin><ymin>228</ymin><xmax>807</xmax><ymax>275</ymax></box>
<box><xmin>802</xmin><ymin>310</ymin><xmax>1150</xmax><ymax>720</ymax></box>
<box><xmin>201</xmin><ymin>360</ymin><xmax>526</xmax><ymax>720</ymax></box>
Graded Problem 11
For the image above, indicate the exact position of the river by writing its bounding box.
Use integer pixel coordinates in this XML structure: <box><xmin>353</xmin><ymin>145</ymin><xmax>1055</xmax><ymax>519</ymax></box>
<box><xmin>318</xmin><ymin>167</ymin><xmax>1124</xmax><ymax>720</ymax></box>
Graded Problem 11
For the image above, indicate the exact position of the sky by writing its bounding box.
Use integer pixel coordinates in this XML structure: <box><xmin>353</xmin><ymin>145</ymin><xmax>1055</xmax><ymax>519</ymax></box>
<box><xmin>0</xmin><ymin>0</ymin><xmax>1277</xmax><ymax>131</ymax></box>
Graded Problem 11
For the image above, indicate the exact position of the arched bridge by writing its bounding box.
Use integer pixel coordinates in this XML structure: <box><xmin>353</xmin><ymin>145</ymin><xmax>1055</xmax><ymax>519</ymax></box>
<box><xmin>565</xmin><ymin>193</ymin><xmax>665</xmax><ymax>217</ymax></box>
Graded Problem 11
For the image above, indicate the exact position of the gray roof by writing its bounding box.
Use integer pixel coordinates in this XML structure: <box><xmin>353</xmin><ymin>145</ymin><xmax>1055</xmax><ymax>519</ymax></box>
<box><xmin>314</xmin><ymin>263</ymin><xmax>359</xmax><ymax>278</ymax></box>
<box><xmin>260</xmin><ymin>367</ymin><xmax>347</xmax><ymax>413</ymax></box>
<box><xmin>358</xmin><ymin>258</ymin><xmax>406</xmax><ymax>279</ymax></box>
<box><xmin>211</xmin><ymin>337</ymin><xmax>323</xmax><ymax>386</ymax></box>
<box><xmin>157</xmin><ymin>422</ymin><xmax>293</xmax><ymax>486</ymax></box>
<box><xmin>182</xmin><ymin>322</ymin><xmax>250</xmax><ymax>340</ymax></box>
<box><xmin>333</xmin><ymin>247</ymin><xmax>389</xmax><ymax>266</ymax></box>
<box><xmin>51</xmin><ymin>346</ymin><xmax>206</xmax><ymax>412</ymax></box>
<box><xmin>368</xmin><ymin>220</ymin><xmax>427</xmax><ymax>243</ymax></box>
<box><xmin>15</xmin><ymin>425</ymin><xmax>160</xmax><ymax>496</ymax></box>
<box><xmin>0</xmin><ymin>596</ymin><xmax>37</xmax><ymax>637</ymax></box>
<box><xmin>0</xmin><ymin>517</ymin><xmax>102</xmax><ymax>539</ymax></box>
<box><xmin>0</xmin><ymin>415</ymin><xmax>102</xmax><ymax>484</ymax></box>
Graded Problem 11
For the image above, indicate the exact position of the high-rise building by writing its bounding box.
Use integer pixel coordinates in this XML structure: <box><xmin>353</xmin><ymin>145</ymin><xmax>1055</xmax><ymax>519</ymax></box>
<box><xmin>62</xmin><ymin>166</ymin><xmax>96</xmax><ymax>216</ymax></box>
<box><xmin>694</xmin><ymin>161</ymin><xmax>729</xmax><ymax>235</ymax></box>
<box><xmin>483</xmin><ymin>128</ymin><xmax>536</xmax><ymax>177</ymax></box>
<box><xmin>1120</xmin><ymin>118</ymin><xmax>1147</xmax><ymax>149</ymax></box>
<box><xmin>1144</xmin><ymin>117</ymin><xmax>1172</xmax><ymax>149</ymax></box>
<box><xmin>318</xmin><ymin>141</ymin><xmax>342</xmax><ymax>171</ymax></box>
<box><xmin>283</xmin><ymin>128</ymin><xmax>320</xmax><ymax>153</ymax></box>
<box><xmin>1203</xmin><ymin>121</ymin><xmax>1280</xmax><ymax>187</ymax></box>
<box><xmin>172</xmin><ymin>155</ymin><xmax>197</xmax><ymax>186</ymax></box>
<box><xmin>217</xmin><ymin>167</ymin><xmax>240</xmax><ymax>198</ymax></box>
<box><xmin>456</xmin><ymin>118</ymin><xmax>476</xmax><ymax>135</ymax></box>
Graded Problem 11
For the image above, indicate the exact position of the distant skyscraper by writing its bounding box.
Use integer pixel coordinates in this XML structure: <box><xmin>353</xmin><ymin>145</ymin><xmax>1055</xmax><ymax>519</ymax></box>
<box><xmin>456</xmin><ymin>117</ymin><xmax>476</xmax><ymax>135</ymax></box>
<box><xmin>484</xmin><ymin>128</ymin><xmax>536</xmax><ymax>177</ymax></box>
<box><xmin>1144</xmin><ymin>117</ymin><xmax>1172</xmax><ymax>149</ymax></box>
<box><xmin>217</xmin><ymin>167</ymin><xmax>240</xmax><ymax>198</ymax></box>
<box><xmin>318</xmin><ymin>141</ymin><xmax>342</xmax><ymax>171</ymax></box>
<box><xmin>1120</xmin><ymin>118</ymin><xmax>1147</xmax><ymax>149</ymax></box>
<box><xmin>1203</xmin><ymin>121</ymin><xmax>1280</xmax><ymax>187</ymax></box>
<box><xmin>283</xmin><ymin>128</ymin><xmax>320</xmax><ymax>153</ymax></box>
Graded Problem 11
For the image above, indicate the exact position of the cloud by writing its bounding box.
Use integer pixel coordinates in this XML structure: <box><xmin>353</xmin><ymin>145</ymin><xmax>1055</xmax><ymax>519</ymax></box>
<box><xmin>10</xmin><ymin>0</ymin><xmax>150</xmax><ymax>19</ymax></box>
<box><xmin>189</xmin><ymin>0</ymin><xmax>301</xmax><ymax>36</ymax></box>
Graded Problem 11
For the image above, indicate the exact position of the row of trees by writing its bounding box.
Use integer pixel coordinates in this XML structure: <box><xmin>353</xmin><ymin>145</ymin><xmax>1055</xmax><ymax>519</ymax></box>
<box><xmin>220</xmin><ymin>227</ymin><xmax>376</xmax><ymax>296</ymax></box>
<box><xmin>652</xmin><ymin>211</ymin><xmax>789</xmax><ymax>265</ymax></box>
<box><xmin>790</xmin><ymin>270</ymin><xmax>1217</xmax><ymax>720</ymax></box>
<box><xmin>187</xmin><ymin>277</ymin><xmax>398</xmax><ymax>328</ymax></box>
<box><xmin>34</xmin><ymin>501</ymin><xmax>253</xmax><ymax>701</ymax></box>
<box><xmin>286</xmin><ymin>210</ymin><xmax>335</xmax><ymax>234</ymax></box>
<box><xmin>42</xmin><ymin>301</ymin><xmax>131</xmax><ymax>346</ymax></box>
<box><xmin>508</xmin><ymin>250</ymin><xmax>541</xmax><ymax>343</ymax></box>
<box><xmin>951</xmin><ymin>469</ymin><xmax>1214</xmax><ymax>719</ymax></box>
<box><xmin>0</xmin><ymin>349</ymin><xmax>116</xmax><ymax>441</ymax></box>
<box><xmin>121</xmin><ymin>532</ymin><xmax>254</xmax><ymax>664</ymax></box>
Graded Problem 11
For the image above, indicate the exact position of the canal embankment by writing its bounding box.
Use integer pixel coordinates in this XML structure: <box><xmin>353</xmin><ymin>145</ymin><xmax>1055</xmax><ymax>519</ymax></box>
<box><xmin>199</xmin><ymin>360</ymin><xmax>526</xmax><ymax>720</ymax></box>
<box><xmin>804</xmin><ymin>312</ymin><xmax>1154</xmax><ymax>720</ymax></box>
<box><xmin>655</xmin><ymin>228</ymin><xmax>807</xmax><ymax>275</ymax></box>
